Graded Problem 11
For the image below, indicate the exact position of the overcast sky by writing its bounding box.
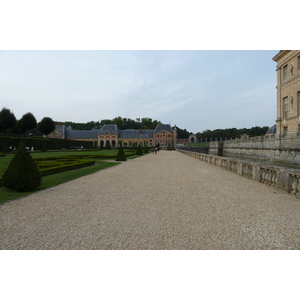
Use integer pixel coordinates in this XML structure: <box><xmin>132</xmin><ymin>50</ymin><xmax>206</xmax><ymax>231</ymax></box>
<box><xmin>0</xmin><ymin>50</ymin><xmax>278</xmax><ymax>133</ymax></box>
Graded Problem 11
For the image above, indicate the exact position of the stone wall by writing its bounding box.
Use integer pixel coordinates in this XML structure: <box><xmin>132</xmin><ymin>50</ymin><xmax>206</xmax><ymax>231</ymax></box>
<box><xmin>178</xmin><ymin>149</ymin><xmax>300</xmax><ymax>198</ymax></box>
<box><xmin>176</xmin><ymin>144</ymin><xmax>209</xmax><ymax>154</ymax></box>
<box><xmin>208</xmin><ymin>135</ymin><xmax>300</xmax><ymax>163</ymax></box>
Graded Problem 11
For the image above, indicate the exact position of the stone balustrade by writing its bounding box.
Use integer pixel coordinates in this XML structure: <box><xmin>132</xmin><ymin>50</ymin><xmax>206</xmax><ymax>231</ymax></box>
<box><xmin>178</xmin><ymin>150</ymin><xmax>300</xmax><ymax>198</ymax></box>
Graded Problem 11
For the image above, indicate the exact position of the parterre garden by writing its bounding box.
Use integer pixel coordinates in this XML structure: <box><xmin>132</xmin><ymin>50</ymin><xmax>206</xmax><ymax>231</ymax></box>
<box><xmin>0</xmin><ymin>147</ymin><xmax>145</xmax><ymax>204</ymax></box>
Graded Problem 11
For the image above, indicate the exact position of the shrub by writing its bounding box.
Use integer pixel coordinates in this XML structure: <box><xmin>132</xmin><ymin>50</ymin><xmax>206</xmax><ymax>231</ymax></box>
<box><xmin>144</xmin><ymin>146</ymin><xmax>149</xmax><ymax>153</ymax></box>
<box><xmin>136</xmin><ymin>144</ymin><xmax>143</xmax><ymax>156</ymax></box>
<box><xmin>2</xmin><ymin>143</ymin><xmax>41</xmax><ymax>192</ymax></box>
<box><xmin>116</xmin><ymin>146</ymin><xmax>127</xmax><ymax>161</ymax></box>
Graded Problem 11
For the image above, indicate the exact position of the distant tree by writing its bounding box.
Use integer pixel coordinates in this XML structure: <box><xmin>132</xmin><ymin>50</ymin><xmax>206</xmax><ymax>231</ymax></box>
<box><xmin>38</xmin><ymin>117</ymin><xmax>55</xmax><ymax>136</ymax></box>
<box><xmin>176</xmin><ymin>127</ymin><xmax>191</xmax><ymax>138</ymax></box>
<box><xmin>0</xmin><ymin>107</ymin><xmax>17</xmax><ymax>135</ymax></box>
<box><xmin>10</xmin><ymin>119</ymin><xmax>26</xmax><ymax>136</ymax></box>
<box><xmin>21</xmin><ymin>112</ymin><xmax>37</xmax><ymax>134</ymax></box>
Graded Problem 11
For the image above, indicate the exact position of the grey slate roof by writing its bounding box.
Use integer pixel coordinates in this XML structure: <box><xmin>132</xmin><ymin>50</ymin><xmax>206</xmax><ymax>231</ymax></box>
<box><xmin>153</xmin><ymin>124</ymin><xmax>173</xmax><ymax>134</ymax></box>
<box><xmin>266</xmin><ymin>125</ymin><xmax>276</xmax><ymax>135</ymax></box>
<box><xmin>53</xmin><ymin>123</ymin><xmax>174</xmax><ymax>140</ymax></box>
<box><xmin>66</xmin><ymin>129</ymin><xmax>99</xmax><ymax>139</ymax></box>
<box><xmin>118</xmin><ymin>129</ymin><xmax>154</xmax><ymax>139</ymax></box>
<box><xmin>99</xmin><ymin>124</ymin><xmax>118</xmax><ymax>135</ymax></box>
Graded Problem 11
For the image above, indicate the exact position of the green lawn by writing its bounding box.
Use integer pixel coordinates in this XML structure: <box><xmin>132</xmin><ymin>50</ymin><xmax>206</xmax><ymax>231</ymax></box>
<box><xmin>0</xmin><ymin>149</ymin><xmax>141</xmax><ymax>204</ymax></box>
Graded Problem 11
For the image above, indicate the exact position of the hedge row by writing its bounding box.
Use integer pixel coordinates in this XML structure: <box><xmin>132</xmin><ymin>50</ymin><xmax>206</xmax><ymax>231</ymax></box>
<box><xmin>37</xmin><ymin>159</ymin><xmax>95</xmax><ymax>176</ymax></box>
<box><xmin>0</xmin><ymin>136</ymin><xmax>93</xmax><ymax>151</ymax></box>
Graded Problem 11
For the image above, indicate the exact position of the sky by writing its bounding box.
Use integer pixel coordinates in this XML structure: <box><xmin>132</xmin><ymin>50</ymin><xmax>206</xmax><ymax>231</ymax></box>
<box><xmin>0</xmin><ymin>50</ymin><xmax>279</xmax><ymax>133</ymax></box>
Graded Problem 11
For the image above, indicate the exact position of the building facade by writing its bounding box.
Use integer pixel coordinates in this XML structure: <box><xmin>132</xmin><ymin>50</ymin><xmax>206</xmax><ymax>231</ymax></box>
<box><xmin>48</xmin><ymin>123</ymin><xmax>176</xmax><ymax>148</ymax></box>
<box><xmin>273</xmin><ymin>50</ymin><xmax>300</xmax><ymax>138</ymax></box>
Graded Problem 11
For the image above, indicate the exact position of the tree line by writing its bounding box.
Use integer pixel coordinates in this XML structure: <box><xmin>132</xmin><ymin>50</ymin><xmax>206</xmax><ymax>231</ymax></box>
<box><xmin>64</xmin><ymin>117</ymin><xmax>160</xmax><ymax>131</ymax></box>
<box><xmin>0</xmin><ymin>107</ymin><xmax>56</xmax><ymax>137</ymax></box>
<box><xmin>1</xmin><ymin>107</ymin><xmax>269</xmax><ymax>141</ymax></box>
<box><xmin>196</xmin><ymin>126</ymin><xmax>270</xmax><ymax>141</ymax></box>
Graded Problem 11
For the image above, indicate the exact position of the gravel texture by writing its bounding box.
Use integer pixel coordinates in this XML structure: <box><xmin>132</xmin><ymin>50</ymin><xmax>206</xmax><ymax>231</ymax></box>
<box><xmin>1</xmin><ymin>151</ymin><xmax>300</xmax><ymax>250</ymax></box>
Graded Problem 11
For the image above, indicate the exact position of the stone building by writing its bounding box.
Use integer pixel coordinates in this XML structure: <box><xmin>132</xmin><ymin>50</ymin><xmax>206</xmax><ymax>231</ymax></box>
<box><xmin>48</xmin><ymin>123</ymin><xmax>176</xmax><ymax>148</ymax></box>
<box><xmin>273</xmin><ymin>50</ymin><xmax>300</xmax><ymax>138</ymax></box>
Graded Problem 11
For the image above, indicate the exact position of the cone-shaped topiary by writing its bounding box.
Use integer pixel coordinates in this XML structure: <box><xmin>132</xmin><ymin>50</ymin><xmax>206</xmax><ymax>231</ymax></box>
<box><xmin>144</xmin><ymin>145</ymin><xmax>149</xmax><ymax>153</ymax></box>
<box><xmin>116</xmin><ymin>146</ymin><xmax>127</xmax><ymax>161</ymax></box>
<box><xmin>136</xmin><ymin>144</ymin><xmax>143</xmax><ymax>156</ymax></box>
<box><xmin>2</xmin><ymin>143</ymin><xmax>41</xmax><ymax>192</ymax></box>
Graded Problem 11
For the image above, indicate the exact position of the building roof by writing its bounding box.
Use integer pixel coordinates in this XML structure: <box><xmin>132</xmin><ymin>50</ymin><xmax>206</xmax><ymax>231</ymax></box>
<box><xmin>153</xmin><ymin>124</ymin><xmax>173</xmax><ymax>134</ymax></box>
<box><xmin>265</xmin><ymin>125</ymin><xmax>276</xmax><ymax>135</ymax></box>
<box><xmin>99</xmin><ymin>124</ymin><xmax>118</xmax><ymax>135</ymax></box>
<box><xmin>66</xmin><ymin>129</ymin><xmax>99</xmax><ymax>139</ymax></box>
<box><xmin>118</xmin><ymin>129</ymin><xmax>154</xmax><ymax>139</ymax></box>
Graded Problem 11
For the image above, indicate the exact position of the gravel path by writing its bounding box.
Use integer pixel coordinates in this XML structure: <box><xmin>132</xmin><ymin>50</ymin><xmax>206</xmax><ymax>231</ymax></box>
<box><xmin>1</xmin><ymin>151</ymin><xmax>300</xmax><ymax>250</ymax></box>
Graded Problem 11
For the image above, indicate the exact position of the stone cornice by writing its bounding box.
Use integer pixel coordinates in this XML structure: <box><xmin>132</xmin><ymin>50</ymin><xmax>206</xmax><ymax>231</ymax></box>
<box><xmin>272</xmin><ymin>50</ymin><xmax>290</xmax><ymax>62</ymax></box>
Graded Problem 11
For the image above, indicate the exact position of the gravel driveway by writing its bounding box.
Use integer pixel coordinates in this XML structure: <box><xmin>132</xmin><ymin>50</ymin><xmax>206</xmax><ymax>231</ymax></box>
<box><xmin>1</xmin><ymin>151</ymin><xmax>300</xmax><ymax>249</ymax></box>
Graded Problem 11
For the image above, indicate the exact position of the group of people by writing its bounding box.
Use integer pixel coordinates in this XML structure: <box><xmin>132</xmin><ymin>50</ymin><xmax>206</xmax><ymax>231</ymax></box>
<box><xmin>153</xmin><ymin>147</ymin><xmax>159</xmax><ymax>154</ymax></box>
<box><xmin>152</xmin><ymin>147</ymin><xmax>174</xmax><ymax>154</ymax></box>
<box><xmin>8</xmin><ymin>146</ymin><xmax>34</xmax><ymax>151</ymax></box>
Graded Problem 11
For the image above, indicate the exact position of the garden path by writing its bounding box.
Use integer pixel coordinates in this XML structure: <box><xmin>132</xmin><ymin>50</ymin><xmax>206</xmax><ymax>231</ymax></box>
<box><xmin>1</xmin><ymin>150</ymin><xmax>300</xmax><ymax>249</ymax></box>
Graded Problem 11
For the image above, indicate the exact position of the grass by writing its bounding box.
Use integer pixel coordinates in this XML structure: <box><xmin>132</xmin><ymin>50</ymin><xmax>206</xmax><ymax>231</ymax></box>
<box><xmin>0</xmin><ymin>161</ymin><xmax>118</xmax><ymax>204</ymax></box>
<box><xmin>0</xmin><ymin>149</ymin><xmax>139</xmax><ymax>204</ymax></box>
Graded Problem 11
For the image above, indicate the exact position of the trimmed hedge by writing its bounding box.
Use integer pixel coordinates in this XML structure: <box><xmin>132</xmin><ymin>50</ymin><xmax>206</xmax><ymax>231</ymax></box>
<box><xmin>2</xmin><ymin>143</ymin><xmax>41</xmax><ymax>192</ymax></box>
<box><xmin>37</xmin><ymin>159</ymin><xmax>95</xmax><ymax>176</ymax></box>
<box><xmin>0</xmin><ymin>136</ymin><xmax>93</xmax><ymax>152</ymax></box>
<box><xmin>116</xmin><ymin>146</ymin><xmax>127</xmax><ymax>161</ymax></box>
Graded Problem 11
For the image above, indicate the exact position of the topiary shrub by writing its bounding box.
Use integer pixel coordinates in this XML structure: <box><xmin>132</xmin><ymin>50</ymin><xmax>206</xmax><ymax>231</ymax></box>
<box><xmin>136</xmin><ymin>144</ymin><xmax>143</xmax><ymax>156</ymax></box>
<box><xmin>116</xmin><ymin>146</ymin><xmax>127</xmax><ymax>161</ymax></box>
<box><xmin>2</xmin><ymin>143</ymin><xmax>41</xmax><ymax>192</ymax></box>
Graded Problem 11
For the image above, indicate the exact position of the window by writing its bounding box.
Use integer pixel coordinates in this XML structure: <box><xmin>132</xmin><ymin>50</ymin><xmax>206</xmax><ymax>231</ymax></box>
<box><xmin>283</xmin><ymin>65</ymin><xmax>288</xmax><ymax>81</ymax></box>
<box><xmin>283</xmin><ymin>126</ymin><xmax>288</xmax><ymax>136</ymax></box>
<box><xmin>283</xmin><ymin>97</ymin><xmax>288</xmax><ymax>119</ymax></box>
<box><xmin>298</xmin><ymin>56</ymin><xmax>300</xmax><ymax>73</ymax></box>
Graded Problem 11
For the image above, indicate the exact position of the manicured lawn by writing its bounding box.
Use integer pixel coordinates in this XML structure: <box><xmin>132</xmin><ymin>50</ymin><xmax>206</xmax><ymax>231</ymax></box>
<box><xmin>0</xmin><ymin>160</ymin><xmax>118</xmax><ymax>204</ymax></box>
<box><xmin>0</xmin><ymin>149</ymin><xmax>139</xmax><ymax>204</ymax></box>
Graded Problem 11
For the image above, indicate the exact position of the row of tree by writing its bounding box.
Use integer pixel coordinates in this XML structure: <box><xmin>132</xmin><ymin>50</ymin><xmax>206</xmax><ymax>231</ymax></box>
<box><xmin>64</xmin><ymin>117</ymin><xmax>160</xmax><ymax>131</ymax></box>
<box><xmin>196</xmin><ymin>126</ymin><xmax>270</xmax><ymax>141</ymax></box>
<box><xmin>0</xmin><ymin>108</ymin><xmax>55</xmax><ymax>137</ymax></box>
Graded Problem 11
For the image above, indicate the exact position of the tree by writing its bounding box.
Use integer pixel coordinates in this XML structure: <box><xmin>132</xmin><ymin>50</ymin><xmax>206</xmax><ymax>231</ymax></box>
<box><xmin>38</xmin><ymin>117</ymin><xmax>55</xmax><ymax>136</ymax></box>
<box><xmin>0</xmin><ymin>107</ymin><xmax>17</xmax><ymax>135</ymax></box>
<box><xmin>20</xmin><ymin>112</ymin><xmax>37</xmax><ymax>134</ymax></box>
<box><xmin>2</xmin><ymin>143</ymin><xmax>41</xmax><ymax>192</ymax></box>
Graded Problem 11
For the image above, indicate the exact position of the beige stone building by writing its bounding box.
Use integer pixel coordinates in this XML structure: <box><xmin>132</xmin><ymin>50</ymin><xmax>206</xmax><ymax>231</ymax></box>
<box><xmin>48</xmin><ymin>123</ymin><xmax>176</xmax><ymax>148</ymax></box>
<box><xmin>273</xmin><ymin>50</ymin><xmax>300</xmax><ymax>138</ymax></box>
